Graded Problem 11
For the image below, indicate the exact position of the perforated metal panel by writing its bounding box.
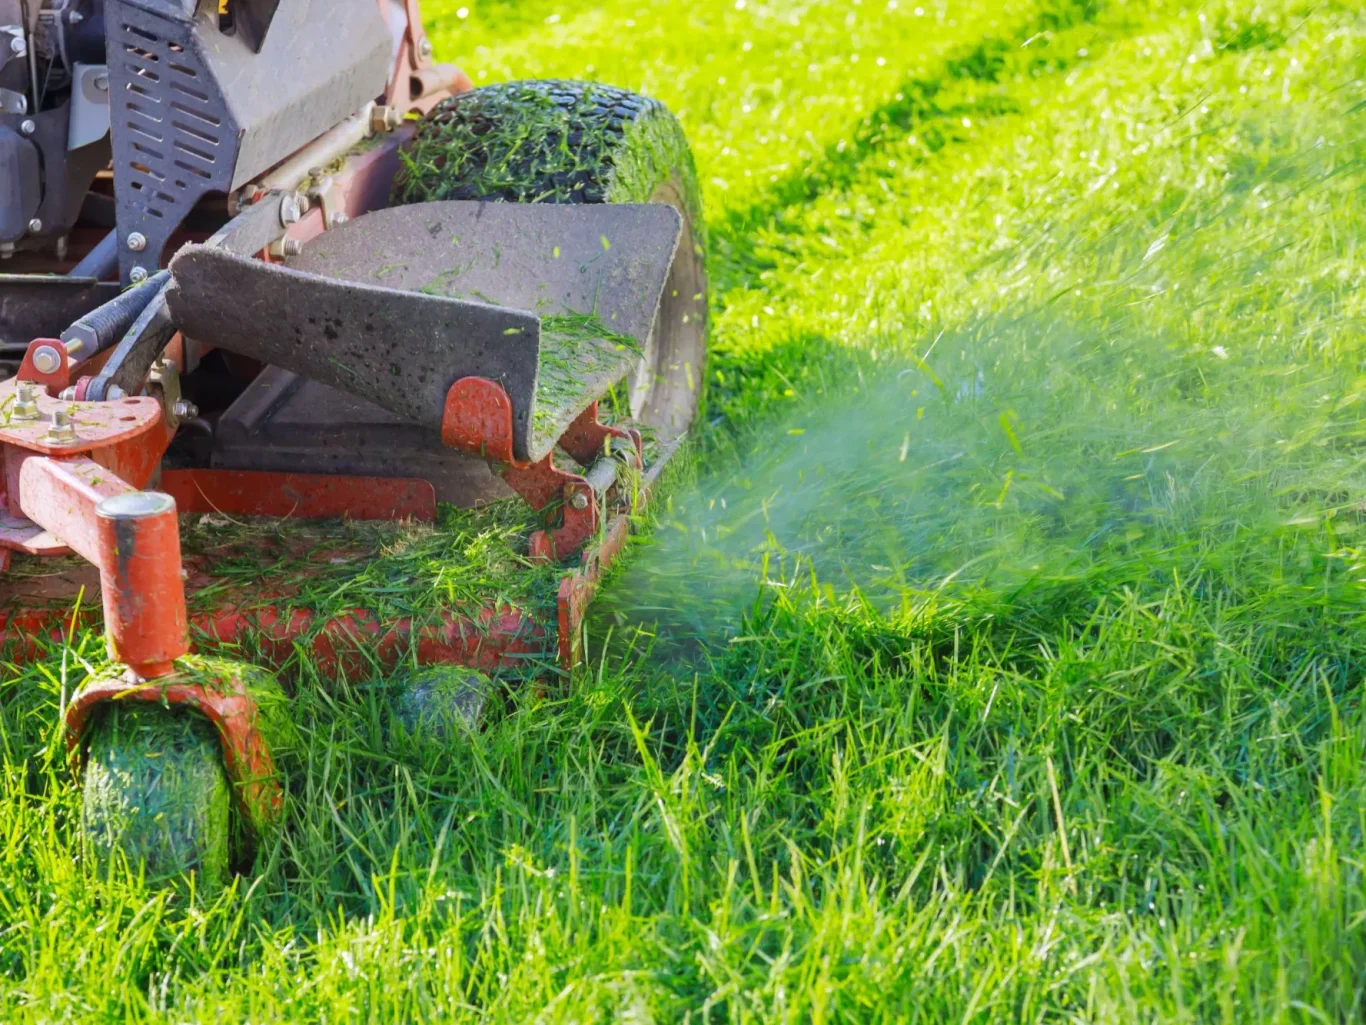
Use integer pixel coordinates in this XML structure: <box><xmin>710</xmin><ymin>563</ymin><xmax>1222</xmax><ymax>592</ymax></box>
<box><xmin>107</xmin><ymin>2</ymin><xmax>237</xmax><ymax>283</ymax></box>
<box><xmin>106</xmin><ymin>0</ymin><xmax>392</xmax><ymax>284</ymax></box>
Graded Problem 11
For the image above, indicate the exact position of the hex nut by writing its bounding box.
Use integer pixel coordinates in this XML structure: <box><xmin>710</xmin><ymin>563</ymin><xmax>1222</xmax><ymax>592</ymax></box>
<box><xmin>26</xmin><ymin>218</ymin><xmax>41</xmax><ymax>234</ymax></box>
<box><xmin>45</xmin><ymin>409</ymin><xmax>77</xmax><ymax>445</ymax></box>
<box><xmin>371</xmin><ymin>105</ymin><xmax>403</xmax><ymax>132</ymax></box>
<box><xmin>126</xmin><ymin>232</ymin><xmax>147</xmax><ymax>252</ymax></box>
<box><xmin>19</xmin><ymin>118</ymin><xmax>35</xmax><ymax>135</ymax></box>
<box><xmin>11</xmin><ymin>383</ymin><xmax>40</xmax><ymax>421</ymax></box>
<box><xmin>129</xmin><ymin>266</ymin><xmax>148</xmax><ymax>283</ymax></box>
<box><xmin>569</xmin><ymin>491</ymin><xmax>591</xmax><ymax>511</ymax></box>
<box><xmin>31</xmin><ymin>345</ymin><xmax>61</xmax><ymax>374</ymax></box>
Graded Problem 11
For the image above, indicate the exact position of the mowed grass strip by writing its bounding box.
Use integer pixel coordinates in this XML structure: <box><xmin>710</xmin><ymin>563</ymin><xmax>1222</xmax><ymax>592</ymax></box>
<box><xmin>1</xmin><ymin>1</ymin><xmax>1364</xmax><ymax>1021</ymax></box>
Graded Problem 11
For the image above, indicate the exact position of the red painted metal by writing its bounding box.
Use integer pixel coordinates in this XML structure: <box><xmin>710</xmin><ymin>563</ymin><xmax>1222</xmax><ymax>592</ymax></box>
<box><xmin>551</xmin><ymin>440</ymin><xmax>677</xmax><ymax>664</ymax></box>
<box><xmin>441</xmin><ymin>376</ymin><xmax>518</xmax><ymax>465</ymax></box>
<box><xmin>161</xmin><ymin>469</ymin><xmax>437</xmax><ymax>522</ymax></box>
<box><xmin>558</xmin><ymin>400</ymin><xmax>643</xmax><ymax>469</ymax></box>
<box><xmin>0</xmin><ymin>382</ymin><xmax>162</xmax><ymax>462</ymax></box>
<box><xmin>15</xmin><ymin>338</ymin><xmax>70</xmax><ymax>393</ymax></box>
<box><xmin>195</xmin><ymin>604</ymin><xmax>549</xmax><ymax>675</ymax></box>
<box><xmin>65</xmin><ymin>669</ymin><xmax>283</xmax><ymax>835</ymax></box>
<box><xmin>16</xmin><ymin>456</ymin><xmax>187</xmax><ymax>676</ymax></box>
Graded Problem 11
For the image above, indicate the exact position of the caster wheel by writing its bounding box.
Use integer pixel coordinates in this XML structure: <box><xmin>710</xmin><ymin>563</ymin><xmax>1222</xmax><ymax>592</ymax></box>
<box><xmin>81</xmin><ymin>702</ymin><xmax>232</xmax><ymax>894</ymax></box>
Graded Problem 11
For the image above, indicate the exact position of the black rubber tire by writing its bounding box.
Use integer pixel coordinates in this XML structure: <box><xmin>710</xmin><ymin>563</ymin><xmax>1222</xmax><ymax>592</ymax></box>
<box><xmin>82</xmin><ymin>702</ymin><xmax>231</xmax><ymax>893</ymax></box>
<box><xmin>395</xmin><ymin>80</ymin><xmax>708</xmax><ymax>439</ymax></box>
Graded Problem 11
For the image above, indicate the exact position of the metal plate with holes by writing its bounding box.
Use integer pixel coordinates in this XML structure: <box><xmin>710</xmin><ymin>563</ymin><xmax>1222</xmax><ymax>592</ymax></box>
<box><xmin>0</xmin><ymin>383</ymin><xmax>161</xmax><ymax>455</ymax></box>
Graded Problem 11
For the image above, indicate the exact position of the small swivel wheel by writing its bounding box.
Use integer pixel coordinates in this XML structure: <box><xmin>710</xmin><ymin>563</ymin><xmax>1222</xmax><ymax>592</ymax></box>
<box><xmin>82</xmin><ymin>702</ymin><xmax>232</xmax><ymax>893</ymax></box>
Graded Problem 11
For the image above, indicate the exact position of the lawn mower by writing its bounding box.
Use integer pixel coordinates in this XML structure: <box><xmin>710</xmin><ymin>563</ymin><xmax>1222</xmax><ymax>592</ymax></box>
<box><xmin>0</xmin><ymin>0</ymin><xmax>706</xmax><ymax>888</ymax></box>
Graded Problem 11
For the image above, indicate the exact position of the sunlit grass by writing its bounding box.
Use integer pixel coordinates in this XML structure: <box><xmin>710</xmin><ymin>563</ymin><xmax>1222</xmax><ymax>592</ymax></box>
<box><xmin>1</xmin><ymin>0</ymin><xmax>1364</xmax><ymax>1020</ymax></box>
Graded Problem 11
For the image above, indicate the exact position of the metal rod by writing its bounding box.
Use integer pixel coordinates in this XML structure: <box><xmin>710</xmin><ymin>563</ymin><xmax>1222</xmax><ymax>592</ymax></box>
<box><xmin>583</xmin><ymin>454</ymin><xmax>621</xmax><ymax>497</ymax></box>
<box><xmin>19</xmin><ymin>0</ymin><xmax>38</xmax><ymax>113</ymax></box>
<box><xmin>68</xmin><ymin>229</ymin><xmax>119</xmax><ymax>280</ymax></box>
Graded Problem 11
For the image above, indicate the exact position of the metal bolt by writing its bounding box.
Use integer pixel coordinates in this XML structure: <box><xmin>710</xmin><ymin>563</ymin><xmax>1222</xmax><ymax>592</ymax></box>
<box><xmin>45</xmin><ymin>409</ymin><xmax>78</xmax><ymax>445</ymax></box>
<box><xmin>282</xmin><ymin>238</ymin><xmax>303</xmax><ymax>256</ymax></box>
<box><xmin>11</xmin><ymin>383</ymin><xmax>40</xmax><ymax>421</ymax></box>
<box><xmin>58</xmin><ymin>386</ymin><xmax>77</xmax><ymax>401</ymax></box>
<box><xmin>172</xmin><ymin>399</ymin><xmax>198</xmax><ymax>420</ymax></box>
<box><xmin>19</xmin><ymin>118</ymin><xmax>35</xmax><ymax>135</ymax></box>
<box><xmin>68</xmin><ymin>9</ymin><xmax>84</xmax><ymax>23</ymax></box>
<box><xmin>569</xmin><ymin>491</ymin><xmax>590</xmax><ymax>511</ymax></box>
<box><xmin>279</xmin><ymin>192</ymin><xmax>304</xmax><ymax>226</ymax></box>
<box><xmin>129</xmin><ymin>266</ymin><xmax>148</xmax><ymax>283</ymax></box>
<box><xmin>31</xmin><ymin>344</ymin><xmax>61</xmax><ymax>374</ymax></box>
<box><xmin>126</xmin><ymin>232</ymin><xmax>147</xmax><ymax>252</ymax></box>
<box><xmin>419</xmin><ymin>37</ymin><xmax>433</xmax><ymax>58</ymax></box>
<box><xmin>9</xmin><ymin>36</ymin><xmax>24</xmax><ymax>55</ymax></box>
<box><xmin>371</xmin><ymin>105</ymin><xmax>403</xmax><ymax>133</ymax></box>
<box><xmin>26</xmin><ymin>218</ymin><xmax>41</xmax><ymax>235</ymax></box>
<box><xmin>328</xmin><ymin>212</ymin><xmax>349</xmax><ymax>228</ymax></box>
<box><xmin>93</xmin><ymin>73</ymin><xmax>109</xmax><ymax>92</ymax></box>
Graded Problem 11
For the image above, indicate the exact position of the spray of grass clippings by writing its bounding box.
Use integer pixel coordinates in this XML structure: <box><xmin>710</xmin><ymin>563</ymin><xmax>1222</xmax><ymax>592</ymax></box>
<box><xmin>598</xmin><ymin>88</ymin><xmax>1366</xmax><ymax>663</ymax></box>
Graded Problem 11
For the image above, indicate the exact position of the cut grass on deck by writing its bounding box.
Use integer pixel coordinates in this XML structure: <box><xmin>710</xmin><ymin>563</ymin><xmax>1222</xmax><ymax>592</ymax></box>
<box><xmin>2</xmin><ymin>0</ymin><xmax>1365</xmax><ymax>1021</ymax></box>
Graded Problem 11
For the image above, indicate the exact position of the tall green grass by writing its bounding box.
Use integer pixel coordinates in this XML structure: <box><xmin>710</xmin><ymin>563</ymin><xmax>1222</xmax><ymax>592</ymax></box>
<box><xmin>1</xmin><ymin>0</ymin><xmax>1363</xmax><ymax>1020</ymax></box>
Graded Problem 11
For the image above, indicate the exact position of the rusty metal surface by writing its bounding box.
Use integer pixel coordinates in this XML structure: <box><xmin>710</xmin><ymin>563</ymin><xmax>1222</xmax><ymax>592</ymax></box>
<box><xmin>93</xmin><ymin>491</ymin><xmax>189</xmax><ymax>676</ymax></box>
<box><xmin>161</xmin><ymin>468</ymin><xmax>437</xmax><ymax>522</ymax></box>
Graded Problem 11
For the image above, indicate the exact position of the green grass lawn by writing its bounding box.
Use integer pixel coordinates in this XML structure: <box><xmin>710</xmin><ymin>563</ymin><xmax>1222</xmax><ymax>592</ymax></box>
<box><xmin>3</xmin><ymin>0</ymin><xmax>1365</xmax><ymax>1020</ymax></box>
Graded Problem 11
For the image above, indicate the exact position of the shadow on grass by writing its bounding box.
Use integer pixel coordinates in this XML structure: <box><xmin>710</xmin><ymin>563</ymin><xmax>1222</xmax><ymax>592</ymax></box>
<box><xmin>707</xmin><ymin>0</ymin><xmax>1115</xmax><ymax>294</ymax></box>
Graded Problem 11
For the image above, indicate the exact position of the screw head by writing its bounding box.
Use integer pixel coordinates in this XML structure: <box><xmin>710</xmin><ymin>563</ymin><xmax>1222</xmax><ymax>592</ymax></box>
<box><xmin>93</xmin><ymin>73</ymin><xmax>109</xmax><ymax>92</ymax></box>
<box><xmin>19</xmin><ymin>118</ymin><xmax>35</xmax><ymax>135</ymax></box>
<box><xmin>569</xmin><ymin>491</ymin><xmax>591</xmax><ymax>511</ymax></box>
<box><xmin>126</xmin><ymin>232</ymin><xmax>147</xmax><ymax>252</ymax></box>
<box><xmin>68</xmin><ymin>9</ymin><xmax>84</xmax><ymax>23</ymax></box>
<box><xmin>129</xmin><ymin>266</ymin><xmax>148</xmax><ymax>284</ymax></box>
<box><xmin>31</xmin><ymin>345</ymin><xmax>61</xmax><ymax>374</ymax></box>
<box><xmin>26</xmin><ymin>218</ymin><xmax>41</xmax><ymax>235</ymax></box>
<box><xmin>419</xmin><ymin>37</ymin><xmax>433</xmax><ymax>57</ymax></box>
<box><xmin>9</xmin><ymin>36</ymin><xmax>24</xmax><ymax>55</ymax></box>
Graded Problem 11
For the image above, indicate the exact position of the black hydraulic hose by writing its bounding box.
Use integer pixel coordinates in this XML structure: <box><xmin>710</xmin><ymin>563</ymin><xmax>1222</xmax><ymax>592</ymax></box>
<box><xmin>67</xmin><ymin>229</ymin><xmax>119</xmax><ymax>281</ymax></box>
<box><xmin>60</xmin><ymin>270</ymin><xmax>169</xmax><ymax>360</ymax></box>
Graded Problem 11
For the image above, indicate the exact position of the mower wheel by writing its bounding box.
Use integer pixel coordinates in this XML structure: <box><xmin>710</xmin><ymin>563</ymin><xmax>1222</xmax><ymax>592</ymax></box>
<box><xmin>395</xmin><ymin>79</ymin><xmax>708</xmax><ymax>439</ymax></box>
<box><xmin>82</xmin><ymin>702</ymin><xmax>231</xmax><ymax>894</ymax></box>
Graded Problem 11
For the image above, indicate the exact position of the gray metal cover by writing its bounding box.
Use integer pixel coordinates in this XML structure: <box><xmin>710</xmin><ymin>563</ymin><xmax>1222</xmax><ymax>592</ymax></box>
<box><xmin>106</xmin><ymin>0</ymin><xmax>392</xmax><ymax>282</ymax></box>
<box><xmin>170</xmin><ymin>200</ymin><xmax>682</xmax><ymax>463</ymax></box>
